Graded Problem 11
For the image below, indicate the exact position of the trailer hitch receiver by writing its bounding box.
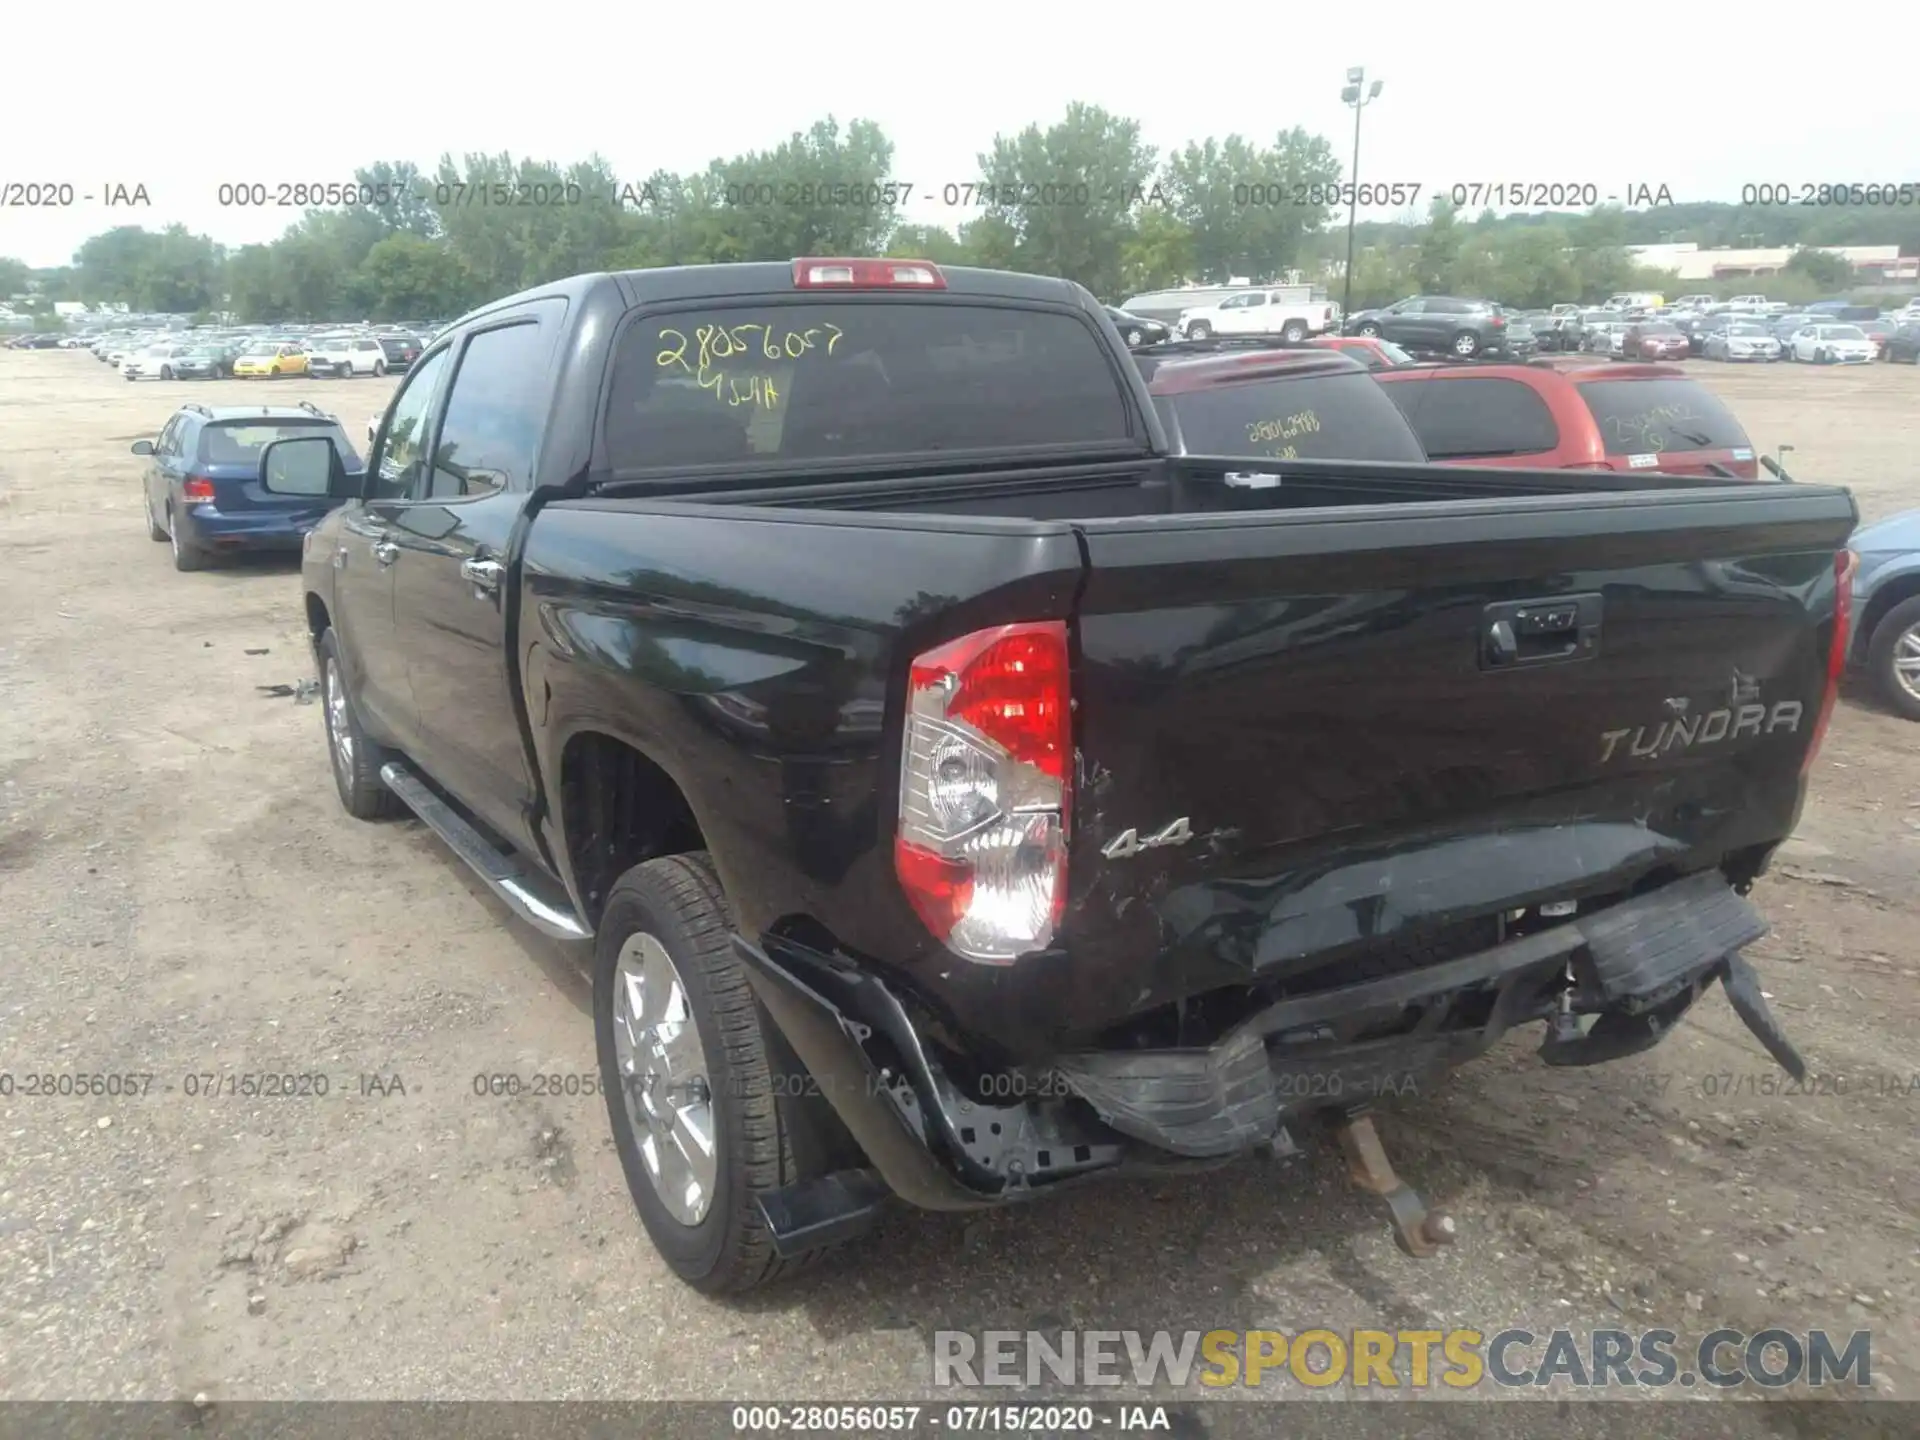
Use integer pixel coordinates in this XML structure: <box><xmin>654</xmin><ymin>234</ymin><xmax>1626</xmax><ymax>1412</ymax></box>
<box><xmin>1335</xmin><ymin>1112</ymin><xmax>1456</xmax><ymax>1258</ymax></box>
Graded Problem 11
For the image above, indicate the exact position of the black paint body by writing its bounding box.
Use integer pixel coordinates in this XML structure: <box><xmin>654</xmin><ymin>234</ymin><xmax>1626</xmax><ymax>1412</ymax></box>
<box><xmin>300</xmin><ymin>265</ymin><xmax>1857</xmax><ymax>1206</ymax></box>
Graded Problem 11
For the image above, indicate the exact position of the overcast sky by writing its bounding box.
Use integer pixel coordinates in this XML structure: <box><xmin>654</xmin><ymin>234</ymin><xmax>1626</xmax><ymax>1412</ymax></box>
<box><xmin>6</xmin><ymin>3</ymin><xmax>1916</xmax><ymax>269</ymax></box>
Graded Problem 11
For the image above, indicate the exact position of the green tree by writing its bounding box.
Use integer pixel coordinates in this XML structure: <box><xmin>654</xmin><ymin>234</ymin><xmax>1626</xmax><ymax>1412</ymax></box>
<box><xmin>0</xmin><ymin>257</ymin><xmax>30</xmax><ymax>300</ymax></box>
<box><xmin>1161</xmin><ymin>129</ymin><xmax>1341</xmax><ymax>283</ymax></box>
<box><xmin>1116</xmin><ymin>207</ymin><xmax>1196</xmax><ymax>299</ymax></box>
<box><xmin>349</xmin><ymin>161</ymin><xmax>440</xmax><ymax>239</ymax></box>
<box><xmin>30</xmin><ymin>267</ymin><xmax>78</xmax><ymax>302</ymax></box>
<box><xmin>225</xmin><ymin>244</ymin><xmax>285</xmax><ymax>321</ymax></box>
<box><xmin>71</xmin><ymin>225</ymin><xmax>223</xmax><ymax>310</ymax></box>
<box><xmin>1784</xmin><ymin>246</ymin><xmax>1854</xmax><ymax>290</ymax></box>
<box><xmin>1413</xmin><ymin>196</ymin><xmax>1462</xmax><ymax>293</ymax></box>
<box><xmin>1344</xmin><ymin>243</ymin><xmax>1416</xmax><ymax>309</ymax></box>
<box><xmin>886</xmin><ymin>224</ymin><xmax>970</xmax><ymax>264</ymax></box>
<box><xmin>976</xmin><ymin>103</ymin><xmax>1157</xmax><ymax>299</ymax></box>
<box><xmin>693</xmin><ymin>118</ymin><xmax>900</xmax><ymax>264</ymax></box>
<box><xmin>956</xmin><ymin>214</ymin><xmax>1020</xmax><ymax>271</ymax></box>
<box><xmin>356</xmin><ymin>233</ymin><xmax>481</xmax><ymax>318</ymax></box>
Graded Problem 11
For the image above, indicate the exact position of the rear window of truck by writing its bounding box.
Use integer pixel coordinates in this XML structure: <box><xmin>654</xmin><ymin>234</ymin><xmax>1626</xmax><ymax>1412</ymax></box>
<box><xmin>602</xmin><ymin>303</ymin><xmax>1131</xmax><ymax>470</ymax></box>
<box><xmin>1576</xmin><ymin>379</ymin><xmax>1751</xmax><ymax>455</ymax></box>
<box><xmin>1150</xmin><ymin>372</ymin><xmax>1427</xmax><ymax>463</ymax></box>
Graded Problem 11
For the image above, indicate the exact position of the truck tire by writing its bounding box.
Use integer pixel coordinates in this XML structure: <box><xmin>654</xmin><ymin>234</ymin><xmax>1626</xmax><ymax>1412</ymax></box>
<box><xmin>595</xmin><ymin>853</ymin><xmax>832</xmax><ymax>1293</ymax></box>
<box><xmin>1867</xmin><ymin>595</ymin><xmax>1920</xmax><ymax>721</ymax></box>
<box><xmin>1281</xmin><ymin>320</ymin><xmax>1308</xmax><ymax>342</ymax></box>
<box><xmin>1123</xmin><ymin>327</ymin><xmax>1143</xmax><ymax>347</ymax></box>
<box><xmin>1185</xmin><ymin>321</ymin><xmax>1212</xmax><ymax>340</ymax></box>
<box><xmin>1356</xmin><ymin>322</ymin><xmax>1381</xmax><ymax>338</ymax></box>
<box><xmin>317</xmin><ymin>628</ymin><xmax>404</xmax><ymax>819</ymax></box>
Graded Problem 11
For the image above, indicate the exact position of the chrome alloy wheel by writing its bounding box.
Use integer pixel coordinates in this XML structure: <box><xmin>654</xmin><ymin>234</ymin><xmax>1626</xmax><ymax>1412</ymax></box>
<box><xmin>325</xmin><ymin>656</ymin><xmax>354</xmax><ymax>776</ymax></box>
<box><xmin>612</xmin><ymin>933</ymin><xmax>717</xmax><ymax>1225</ymax></box>
<box><xmin>1894</xmin><ymin>623</ymin><xmax>1920</xmax><ymax>703</ymax></box>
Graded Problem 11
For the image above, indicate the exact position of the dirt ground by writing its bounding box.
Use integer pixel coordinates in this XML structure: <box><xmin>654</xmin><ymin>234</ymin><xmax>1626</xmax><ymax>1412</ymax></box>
<box><xmin>1</xmin><ymin>349</ymin><xmax>1916</xmax><ymax>1415</ymax></box>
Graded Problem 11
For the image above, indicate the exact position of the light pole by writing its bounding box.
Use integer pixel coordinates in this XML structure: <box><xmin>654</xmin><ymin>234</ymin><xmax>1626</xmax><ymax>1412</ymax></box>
<box><xmin>1340</xmin><ymin>66</ymin><xmax>1384</xmax><ymax>325</ymax></box>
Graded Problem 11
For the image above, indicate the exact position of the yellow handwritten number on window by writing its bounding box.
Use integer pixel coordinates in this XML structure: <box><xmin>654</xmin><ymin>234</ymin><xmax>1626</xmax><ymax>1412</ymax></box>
<box><xmin>654</xmin><ymin>321</ymin><xmax>843</xmax><ymax>409</ymax></box>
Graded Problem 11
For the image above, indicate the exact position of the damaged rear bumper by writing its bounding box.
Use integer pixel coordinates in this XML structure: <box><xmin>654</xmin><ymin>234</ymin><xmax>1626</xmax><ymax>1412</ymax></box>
<box><xmin>737</xmin><ymin>869</ymin><xmax>1788</xmax><ymax>1221</ymax></box>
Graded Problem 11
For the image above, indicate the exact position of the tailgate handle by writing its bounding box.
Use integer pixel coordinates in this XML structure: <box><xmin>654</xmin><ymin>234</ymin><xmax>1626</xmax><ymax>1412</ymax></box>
<box><xmin>1482</xmin><ymin>593</ymin><xmax>1602</xmax><ymax>670</ymax></box>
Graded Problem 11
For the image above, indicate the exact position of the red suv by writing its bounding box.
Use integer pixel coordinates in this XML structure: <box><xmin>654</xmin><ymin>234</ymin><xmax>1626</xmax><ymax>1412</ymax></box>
<box><xmin>1374</xmin><ymin>362</ymin><xmax>1761</xmax><ymax>479</ymax></box>
<box><xmin>1135</xmin><ymin>346</ymin><xmax>1429</xmax><ymax>464</ymax></box>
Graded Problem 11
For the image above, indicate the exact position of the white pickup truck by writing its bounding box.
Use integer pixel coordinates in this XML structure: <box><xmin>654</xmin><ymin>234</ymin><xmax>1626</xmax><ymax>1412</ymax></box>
<box><xmin>1179</xmin><ymin>288</ymin><xmax>1340</xmax><ymax>342</ymax></box>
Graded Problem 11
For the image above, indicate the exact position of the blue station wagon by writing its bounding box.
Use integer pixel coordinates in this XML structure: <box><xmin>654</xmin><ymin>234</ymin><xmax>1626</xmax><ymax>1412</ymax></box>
<box><xmin>135</xmin><ymin>403</ymin><xmax>363</xmax><ymax>571</ymax></box>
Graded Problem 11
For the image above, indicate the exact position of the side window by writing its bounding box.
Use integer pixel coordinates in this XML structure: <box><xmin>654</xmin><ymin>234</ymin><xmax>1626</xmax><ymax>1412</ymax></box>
<box><xmin>367</xmin><ymin>348</ymin><xmax>452</xmax><ymax>501</ymax></box>
<box><xmin>1396</xmin><ymin>300</ymin><xmax>1425</xmax><ymax>315</ymax></box>
<box><xmin>1244</xmin><ymin>294</ymin><xmax>1268</xmax><ymax>308</ymax></box>
<box><xmin>156</xmin><ymin>416</ymin><xmax>182</xmax><ymax>457</ymax></box>
<box><xmin>1385</xmin><ymin>377</ymin><xmax>1558</xmax><ymax>459</ymax></box>
<box><xmin>422</xmin><ymin>319</ymin><xmax>552</xmax><ymax>500</ymax></box>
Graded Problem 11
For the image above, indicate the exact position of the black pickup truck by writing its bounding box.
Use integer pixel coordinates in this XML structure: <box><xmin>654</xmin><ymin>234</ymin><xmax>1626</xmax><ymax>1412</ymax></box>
<box><xmin>265</xmin><ymin>258</ymin><xmax>1858</xmax><ymax>1294</ymax></box>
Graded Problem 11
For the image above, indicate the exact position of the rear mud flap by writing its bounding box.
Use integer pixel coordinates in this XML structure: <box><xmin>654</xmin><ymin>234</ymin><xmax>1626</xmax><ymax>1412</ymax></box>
<box><xmin>1719</xmin><ymin>951</ymin><xmax>1808</xmax><ymax>1080</ymax></box>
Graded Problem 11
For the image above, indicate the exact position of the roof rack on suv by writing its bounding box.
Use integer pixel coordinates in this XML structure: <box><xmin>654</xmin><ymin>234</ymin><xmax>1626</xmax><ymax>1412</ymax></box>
<box><xmin>181</xmin><ymin>403</ymin><xmax>214</xmax><ymax>417</ymax></box>
<box><xmin>296</xmin><ymin>401</ymin><xmax>330</xmax><ymax>418</ymax></box>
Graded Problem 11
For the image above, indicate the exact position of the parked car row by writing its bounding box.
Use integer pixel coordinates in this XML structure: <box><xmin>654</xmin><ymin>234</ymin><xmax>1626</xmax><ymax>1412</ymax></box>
<box><xmin>85</xmin><ymin>326</ymin><xmax>431</xmax><ymax>383</ymax></box>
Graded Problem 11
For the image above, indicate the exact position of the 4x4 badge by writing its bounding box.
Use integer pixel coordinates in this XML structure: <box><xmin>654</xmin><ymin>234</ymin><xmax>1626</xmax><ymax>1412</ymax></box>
<box><xmin>1101</xmin><ymin>817</ymin><xmax>1194</xmax><ymax>859</ymax></box>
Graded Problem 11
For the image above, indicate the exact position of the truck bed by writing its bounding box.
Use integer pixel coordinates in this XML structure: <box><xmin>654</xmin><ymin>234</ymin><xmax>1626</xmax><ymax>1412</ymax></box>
<box><xmin>639</xmin><ymin>453</ymin><xmax>1724</xmax><ymax>520</ymax></box>
<box><xmin>531</xmin><ymin>461</ymin><xmax>1854</xmax><ymax>1056</ymax></box>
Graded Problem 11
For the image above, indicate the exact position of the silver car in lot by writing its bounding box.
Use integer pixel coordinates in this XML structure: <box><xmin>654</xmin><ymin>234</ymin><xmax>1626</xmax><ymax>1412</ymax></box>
<box><xmin>1582</xmin><ymin>317</ymin><xmax>1631</xmax><ymax>355</ymax></box>
<box><xmin>1704</xmin><ymin>322</ymin><xmax>1782</xmax><ymax>362</ymax></box>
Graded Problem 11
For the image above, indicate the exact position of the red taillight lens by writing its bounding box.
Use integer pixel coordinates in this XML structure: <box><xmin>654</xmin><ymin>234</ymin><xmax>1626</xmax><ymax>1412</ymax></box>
<box><xmin>182</xmin><ymin>476</ymin><xmax>216</xmax><ymax>501</ymax></box>
<box><xmin>1802</xmin><ymin>549</ymin><xmax>1856</xmax><ymax>776</ymax></box>
<box><xmin>909</xmin><ymin>625</ymin><xmax>1071</xmax><ymax>782</ymax></box>
<box><xmin>896</xmin><ymin>621</ymin><xmax>1071</xmax><ymax>964</ymax></box>
<box><xmin>792</xmin><ymin>257</ymin><xmax>946</xmax><ymax>289</ymax></box>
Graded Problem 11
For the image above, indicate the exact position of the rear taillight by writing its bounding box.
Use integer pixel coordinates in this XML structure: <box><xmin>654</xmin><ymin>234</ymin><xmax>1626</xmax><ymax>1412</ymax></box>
<box><xmin>895</xmin><ymin>621</ymin><xmax>1070</xmax><ymax>964</ymax></box>
<box><xmin>181</xmin><ymin>476</ymin><xmax>216</xmax><ymax>501</ymax></box>
<box><xmin>1802</xmin><ymin>549</ymin><xmax>1856</xmax><ymax>776</ymax></box>
<box><xmin>792</xmin><ymin>257</ymin><xmax>946</xmax><ymax>289</ymax></box>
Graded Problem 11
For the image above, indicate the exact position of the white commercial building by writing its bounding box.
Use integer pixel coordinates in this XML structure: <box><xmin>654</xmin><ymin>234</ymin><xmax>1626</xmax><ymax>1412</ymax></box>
<box><xmin>1629</xmin><ymin>242</ymin><xmax>1916</xmax><ymax>281</ymax></box>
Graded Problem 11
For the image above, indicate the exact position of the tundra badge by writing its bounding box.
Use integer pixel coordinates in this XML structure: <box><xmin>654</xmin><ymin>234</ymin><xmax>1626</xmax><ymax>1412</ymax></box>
<box><xmin>1101</xmin><ymin>817</ymin><xmax>1193</xmax><ymax>859</ymax></box>
<box><xmin>1599</xmin><ymin>694</ymin><xmax>1802</xmax><ymax>763</ymax></box>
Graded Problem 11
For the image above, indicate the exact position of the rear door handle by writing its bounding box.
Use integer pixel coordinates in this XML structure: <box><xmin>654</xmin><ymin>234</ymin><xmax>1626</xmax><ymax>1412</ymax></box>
<box><xmin>461</xmin><ymin>557</ymin><xmax>504</xmax><ymax>593</ymax></box>
<box><xmin>371</xmin><ymin>540</ymin><xmax>398</xmax><ymax>566</ymax></box>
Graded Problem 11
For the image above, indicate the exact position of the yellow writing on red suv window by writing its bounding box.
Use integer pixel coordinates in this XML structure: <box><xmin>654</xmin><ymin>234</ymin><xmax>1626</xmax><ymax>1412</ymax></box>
<box><xmin>1603</xmin><ymin>402</ymin><xmax>1700</xmax><ymax>453</ymax></box>
<box><xmin>655</xmin><ymin>321</ymin><xmax>844</xmax><ymax>409</ymax></box>
<box><xmin>1246</xmin><ymin>408</ymin><xmax>1320</xmax><ymax>448</ymax></box>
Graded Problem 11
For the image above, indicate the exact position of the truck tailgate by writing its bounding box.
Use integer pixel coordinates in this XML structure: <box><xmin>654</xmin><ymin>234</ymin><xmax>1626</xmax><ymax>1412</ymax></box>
<box><xmin>1063</xmin><ymin>483</ymin><xmax>1856</xmax><ymax>1016</ymax></box>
